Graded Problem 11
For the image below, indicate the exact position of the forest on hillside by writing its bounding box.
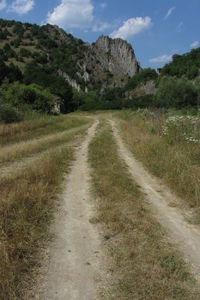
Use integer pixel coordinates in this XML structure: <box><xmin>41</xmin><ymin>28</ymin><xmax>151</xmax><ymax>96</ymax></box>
<box><xmin>0</xmin><ymin>18</ymin><xmax>200</xmax><ymax>124</ymax></box>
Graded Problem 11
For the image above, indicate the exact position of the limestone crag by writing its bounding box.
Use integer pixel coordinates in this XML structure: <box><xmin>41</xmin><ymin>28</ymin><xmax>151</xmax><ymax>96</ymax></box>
<box><xmin>81</xmin><ymin>35</ymin><xmax>141</xmax><ymax>89</ymax></box>
<box><xmin>94</xmin><ymin>35</ymin><xmax>140</xmax><ymax>77</ymax></box>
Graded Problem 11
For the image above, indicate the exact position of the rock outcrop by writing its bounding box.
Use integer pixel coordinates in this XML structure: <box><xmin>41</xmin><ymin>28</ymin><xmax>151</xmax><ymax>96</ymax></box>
<box><xmin>94</xmin><ymin>35</ymin><xmax>140</xmax><ymax>77</ymax></box>
<box><xmin>125</xmin><ymin>80</ymin><xmax>156</xmax><ymax>100</ymax></box>
<box><xmin>81</xmin><ymin>35</ymin><xmax>140</xmax><ymax>90</ymax></box>
<box><xmin>0</xmin><ymin>19</ymin><xmax>141</xmax><ymax>92</ymax></box>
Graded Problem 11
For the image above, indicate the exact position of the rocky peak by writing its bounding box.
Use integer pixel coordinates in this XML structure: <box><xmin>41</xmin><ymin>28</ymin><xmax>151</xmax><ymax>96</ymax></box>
<box><xmin>80</xmin><ymin>35</ymin><xmax>140</xmax><ymax>90</ymax></box>
<box><xmin>94</xmin><ymin>35</ymin><xmax>140</xmax><ymax>77</ymax></box>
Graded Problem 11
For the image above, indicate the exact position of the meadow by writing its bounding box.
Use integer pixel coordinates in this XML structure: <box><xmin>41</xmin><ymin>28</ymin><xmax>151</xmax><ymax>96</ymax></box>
<box><xmin>117</xmin><ymin>109</ymin><xmax>200</xmax><ymax>221</ymax></box>
<box><xmin>0</xmin><ymin>113</ymin><xmax>90</xmax><ymax>299</ymax></box>
<box><xmin>89</xmin><ymin>120</ymin><xmax>200</xmax><ymax>299</ymax></box>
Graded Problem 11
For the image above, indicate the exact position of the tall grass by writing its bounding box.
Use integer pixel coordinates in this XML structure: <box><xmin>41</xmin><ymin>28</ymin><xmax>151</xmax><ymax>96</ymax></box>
<box><xmin>117</xmin><ymin>110</ymin><xmax>200</xmax><ymax>211</ymax></box>
<box><xmin>0</xmin><ymin>125</ymin><xmax>88</xmax><ymax>165</ymax></box>
<box><xmin>89</xmin><ymin>122</ymin><xmax>200</xmax><ymax>299</ymax></box>
<box><xmin>0</xmin><ymin>147</ymin><xmax>73</xmax><ymax>299</ymax></box>
<box><xmin>0</xmin><ymin>113</ymin><xmax>89</xmax><ymax>146</ymax></box>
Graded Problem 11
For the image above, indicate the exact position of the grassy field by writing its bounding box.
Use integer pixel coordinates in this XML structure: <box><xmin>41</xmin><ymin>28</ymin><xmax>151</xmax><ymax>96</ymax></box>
<box><xmin>116</xmin><ymin>110</ymin><xmax>200</xmax><ymax>219</ymax></box>
<box><xmin>89</xmin><ymin>121</ymin><xmax>200</xmax><ymax>299</ymax></box>
<box><xmin>0</xmin><ymin>112</ymin><xmax>90</xmax><ymax>146</ymax></box>
<box><xmin>0</xmin><ymin>113</ymin><xmax>90</xmax><ymax>299</ymax></box>
<box><xmin>0</xmin><ymin>125</ymin><xmax>88</xmax><ymax>165</ymax></box>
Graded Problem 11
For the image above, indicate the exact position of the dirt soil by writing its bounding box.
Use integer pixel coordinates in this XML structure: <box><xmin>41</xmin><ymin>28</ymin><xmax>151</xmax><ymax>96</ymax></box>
<box><xmin>110</xmin><ymin>119</ymin><xmax>200</xmax><ymax>281</ymax></box>
<box><xmin>39</xmin><ymin>120</ymin><xmax>102</xmax><ymax>300</ymax></box>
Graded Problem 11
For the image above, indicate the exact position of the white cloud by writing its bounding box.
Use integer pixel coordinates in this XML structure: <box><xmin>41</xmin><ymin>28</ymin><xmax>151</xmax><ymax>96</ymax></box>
<box><xmin>110</xmin><ymin>17</ymin><xmax>152</xmax><ymax>40</ymax></box>
<box><xmin>0</xmin><ymin>0</ymin><xmax>6</xmax><ymax>10</ymax></box>
<box><xmin>149</xmin><ymin>54</ymin><xmax>172</xmax><ymax>64</ymax></box>
<box><xmin>190</xmin><ymin>40</ymin><xmax>199</xmax><ymax>49</ymax></box>
<box><xmin>46</xmin><ymin>0</ymin><xmax>94</xmax><ymax>30</ymax></box>
<box><xmin>164</xmin><ymin>6</ymin><xmax>175</xmax><ymax>20</ymax></box>
<box><xmin>176</xmin><ymin>22</ymin><xmax>183</xmax><ymax>33</ymax></box>
<box><xmin>92</xmin><ymin>21</ymin><xmax>110</xmax><ymax>32</ymax></box>
<box><xmin>9</xmin><ymin>0</ymin><xmax>34</xmax><ymax>14</ymax></box>
<box><xmin>100</xmin><ymin>2</ymin><xmax>107</xmax><ymax>9</ymax></box>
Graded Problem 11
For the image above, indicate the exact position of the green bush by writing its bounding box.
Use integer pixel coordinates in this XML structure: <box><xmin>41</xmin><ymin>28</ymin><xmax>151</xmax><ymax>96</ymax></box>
<box><xmin>0</xmin><ymin>82</ymin><xmax>57</xmax><ymax>113</ymax></box>
<box><xmin>154</xmin><ymin>76</ymin><xmax>198</xmax><ymax>108</ymax></box>
<box><xmin>0</xmin><ymin>101</ymin><xmax>22</xmax><ymax>123</ymax></box>
<box><xmin>161</xmin><ymin>49</ymin><xmax>200</xmax><ymax>79</ymax></box>
<box><xmin>126</xmin><ymin>68</ymin><xmax>158</xmax><ymax>91</ymax></box>
<box><xmin>24</xmin><ymin>64</ymin><xmax>73</xmax><ymax>113</ymax></box>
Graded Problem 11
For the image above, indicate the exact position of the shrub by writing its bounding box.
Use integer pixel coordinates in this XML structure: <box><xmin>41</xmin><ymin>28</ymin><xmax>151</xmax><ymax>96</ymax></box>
<box><xmin>161</xmin><ymin>48</ymin><xmax>200</xmax><ymax>79</ymax></box>
<box><xmin>24</xmin><ymin>64</ymin><xmax>73</xmax><ymax>112</ymax></box>
<box><xmin>154</xmin><ymin>76</ymin><xmax>198</xmax><ymax>108</ymax></box>
<box><xmin>0</xmin><ymin>101</ymin><xmax>22</xmax><ymax>123</ymax></box>
<box><xmin>126</xmin><ymin>68</ymin><xmax>158</xmax><ymax>91</ymax></box>
<box><xmin>0</xmin><ymin>82</ymin><xmax>57</xmax><ymax>114</ymax></box>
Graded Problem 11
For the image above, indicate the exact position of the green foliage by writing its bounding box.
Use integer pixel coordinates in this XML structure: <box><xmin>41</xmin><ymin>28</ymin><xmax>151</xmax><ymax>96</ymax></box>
<box><xmin>0</xmin><ymin>101</ymin><xmax>22</xmax><ymax>123</ymax></box>
<box><xmin>74</xmin><ymin>90</ymin><xmax>98</xmax><ymax>110</ymax></box>
<box><xmin>0</xmin><ymin>60</ymin><xmax>22</xmax><ymax>83</ymax></box>
<box><xmin>19</xmin><ymin>48</ymin><xmax>31</xmax><ymax>57</ymax></box>
<box><xmin>154</xmin><ymin>76</ymin><xmax>198</xmax><ymax>108</ymax></box>
<box><xmin>0</xmin><ymin>82</ymin><xmax>56</xmax><ymax>113</ymax></box>
<box><xmin>102</xmin><ymin>87</ymin><xmax>124</xmax><ymax>101</ymax></box>
<box><xmin>0</xmin><ymin>60</ymin><xmax>8</xmax><ymax>83</ymax></box>
<box><xmin>126</xmin><ymin>68</ymin><xmax>158</xmax><ymax>90</ymax></box>
<box><xmin>162</xmin><ymin>49</ymin><xmax>200</xmax><ymax>79</ymax></box>
<box><xmin>7</xmin><ymin>63</ymin><xmax>23</xmax><ymax>82</ymax></box>
<box><xmin>0</xmin><ymin>29</ymin><xmax>7</xmax><ymax>40</ymax></box>
<box><xmin>11</xmin><ymin>38</ymin><xmax>21</xmax><ymax>48</ymax></box>
<box><xmin>24</xmin><ymin>64</ymin><xmax>74</xmax><ymax>112</ymax></box>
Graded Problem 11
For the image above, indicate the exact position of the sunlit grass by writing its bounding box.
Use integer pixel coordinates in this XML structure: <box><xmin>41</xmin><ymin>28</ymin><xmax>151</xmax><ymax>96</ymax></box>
<box><xmin>89</xmin><ymin>121</ymin><xmax>200</xmax><ymax>299</ymax></box>
<box><xmin>117</xmin><ymin>109</ymin><xmax>200</xmax><ymax>211</ymax></box>
<box><xmin>0</xmin><ymin>113</ymin><xmax>89</xmax><ymax>146</ymax></box>
<box><xmin>0</xmin><ymin>147</ymin><xmax>73</xmax><ymax>299</ymax></box>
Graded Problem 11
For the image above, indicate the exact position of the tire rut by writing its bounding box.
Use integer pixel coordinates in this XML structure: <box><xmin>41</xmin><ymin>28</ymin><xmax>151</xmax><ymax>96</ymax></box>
<box><xmin>0</xmin><ymin>126</ymin><xmax>88</xmax><ymax>179</ymax></box>
<box><xmin>110</xmin><ymin>119</ymin><xmax>200</xmax><ymax>281</ymax></box>
<box><xmin>39</xmin><ymin>120</ymin><xmax>101</xmax><ymax>300</ymax></box>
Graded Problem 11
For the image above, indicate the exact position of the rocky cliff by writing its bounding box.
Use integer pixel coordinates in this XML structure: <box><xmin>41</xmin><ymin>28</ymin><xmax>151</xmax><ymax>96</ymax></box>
<box><xmin>0</xmin><ymin>19</ymin><xmax>140</xmax><ymax>92</ymax></box>
<box><xmin>81</xmin><ymin>35</ymin><xmax>141</xmax><ymax>90</ymax></box>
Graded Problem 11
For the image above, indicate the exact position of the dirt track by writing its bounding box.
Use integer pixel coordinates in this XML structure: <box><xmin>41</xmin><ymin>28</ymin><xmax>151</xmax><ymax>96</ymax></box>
<box><xmin>26</xmin><ymin>117</ymin><xmax>200</xmax><ymax>299</ymax></box>
<box><xmin>39</xmin><ymin>120</ymin><xmax>101</xmax><ymax>300</ymax></box>
<box><xmin>110</xmin><ymin>119</ymin><xmax>200</xmax><ymax>281</ymax></box>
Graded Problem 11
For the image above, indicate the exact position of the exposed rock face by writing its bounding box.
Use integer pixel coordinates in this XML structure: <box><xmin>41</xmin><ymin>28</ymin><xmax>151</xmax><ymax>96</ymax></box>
<box><xmin>94</xmin><ymin>35</ymin><xmax>140</xmax><ymax>77</ymax></box>
<box><xmin>58</xmin><ymin>70</ymin><xmax>81</xmax><ymax>92</ymax></box>
<box><xmin>47</xmin><ymin>29</ymin><xmax>141</xmax><ymax>91</ymax></box>
<box><xmin>0</xmin><ymin>19</ymin><xmax>141</xmax><ymax>93</ymax></box>
<box><xmin>81</xmin><ymin>35</ymin><xmax>141</xmax><ymax>90</ymax></box>
<box><xmin>126</xmin><ymin>80</ymin><xmax>156</xmax><ymax>99</ymax></box>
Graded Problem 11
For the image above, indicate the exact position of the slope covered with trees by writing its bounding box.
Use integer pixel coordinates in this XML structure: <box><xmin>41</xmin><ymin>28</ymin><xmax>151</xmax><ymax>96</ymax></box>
<box><xmin>1</xmin><ymin>17</ymin><xmax>200</xmax><ymax>121</ymax></box>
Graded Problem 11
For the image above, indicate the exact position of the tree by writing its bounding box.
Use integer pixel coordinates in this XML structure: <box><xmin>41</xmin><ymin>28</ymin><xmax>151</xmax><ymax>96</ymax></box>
<box><xmin>154</xmin><ymin>76</ymin><xmax>198</xmax><ymax>108</ymax></box>
<box><xmin>126</xmin><ymin>68</ymin><xmax>158</xmax><ymax>90</ymax></box>
<box><xmin>0</xmin><ymin>60</ymin><xmax>8</xmax><ymax>83</ymax></box>
<box><xmin>7</xmin><ymin>63</ymin><xmax>23</xmax><ymax>82</ymax></box>
<box><xmin>24</xmin><ymin>64</ymin><xmax>74</xmax><ymax>113</ymax></box>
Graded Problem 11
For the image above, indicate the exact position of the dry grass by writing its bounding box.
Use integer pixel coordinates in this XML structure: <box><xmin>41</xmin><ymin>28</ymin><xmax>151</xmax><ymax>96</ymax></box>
<box><xmin>0</xmin><ymin>113</ymin><xmax>91</xmax><ymax>298</ymax></box>
<box><xmin>89</xmin><ymin>122</ymin><xmax>200</xmax><ymax>299</ymax></box>
<box><xmin>0</xmin><ymin>147</ymin><xmax>73</xmax><ymax>299</ymax></box>
<box><xmin>0</xmin><ymin>113</ymin><xmax>89</xmax><ymax>146</ymax></box>
<box><xmin>117</xmin><ymin>110</ymin><xmax>200</xmax><ymax>211</ymax></box>
<box><xmin>0</xmin><ymin>124</ymin><xmax>88</xmax><ymax>165</ymax></box>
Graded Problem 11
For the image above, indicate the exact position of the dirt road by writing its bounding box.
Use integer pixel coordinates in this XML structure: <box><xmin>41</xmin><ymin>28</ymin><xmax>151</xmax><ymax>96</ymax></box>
<box><xmin>110</xmin><ymin>119</ymin><xmax>200</xmax><ymax>280</ymax></box>
<box><xmin>39</xmin><ymin>120</ymin><xmax>101</xmax><ymax>300</ymax></box>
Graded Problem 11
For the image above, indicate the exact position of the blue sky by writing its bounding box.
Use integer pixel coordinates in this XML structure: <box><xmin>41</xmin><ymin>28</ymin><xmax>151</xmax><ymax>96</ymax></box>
<box><xmin>0</xmin><ymin>0</ymin><xmax>200</xmax><ymax>68</ymax></box>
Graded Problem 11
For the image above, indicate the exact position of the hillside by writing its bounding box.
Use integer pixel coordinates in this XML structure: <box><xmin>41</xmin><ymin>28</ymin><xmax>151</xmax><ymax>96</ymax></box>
<box><xmin>161</xmin><ymin>48</ymin><xmax>200</xmax><ymax>79</ymax></box>
<box><xmin>0</xmin><ymin>18</ymin><xmax>140</xmax><ymax>92</ymax></box>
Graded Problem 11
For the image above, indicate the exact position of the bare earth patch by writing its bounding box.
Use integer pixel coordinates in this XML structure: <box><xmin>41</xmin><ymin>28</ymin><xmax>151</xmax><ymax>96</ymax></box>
<box><xmin>38</xmin><ymin>120</ymin><xmax>102</xmax><ymax>300</ymax></box>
